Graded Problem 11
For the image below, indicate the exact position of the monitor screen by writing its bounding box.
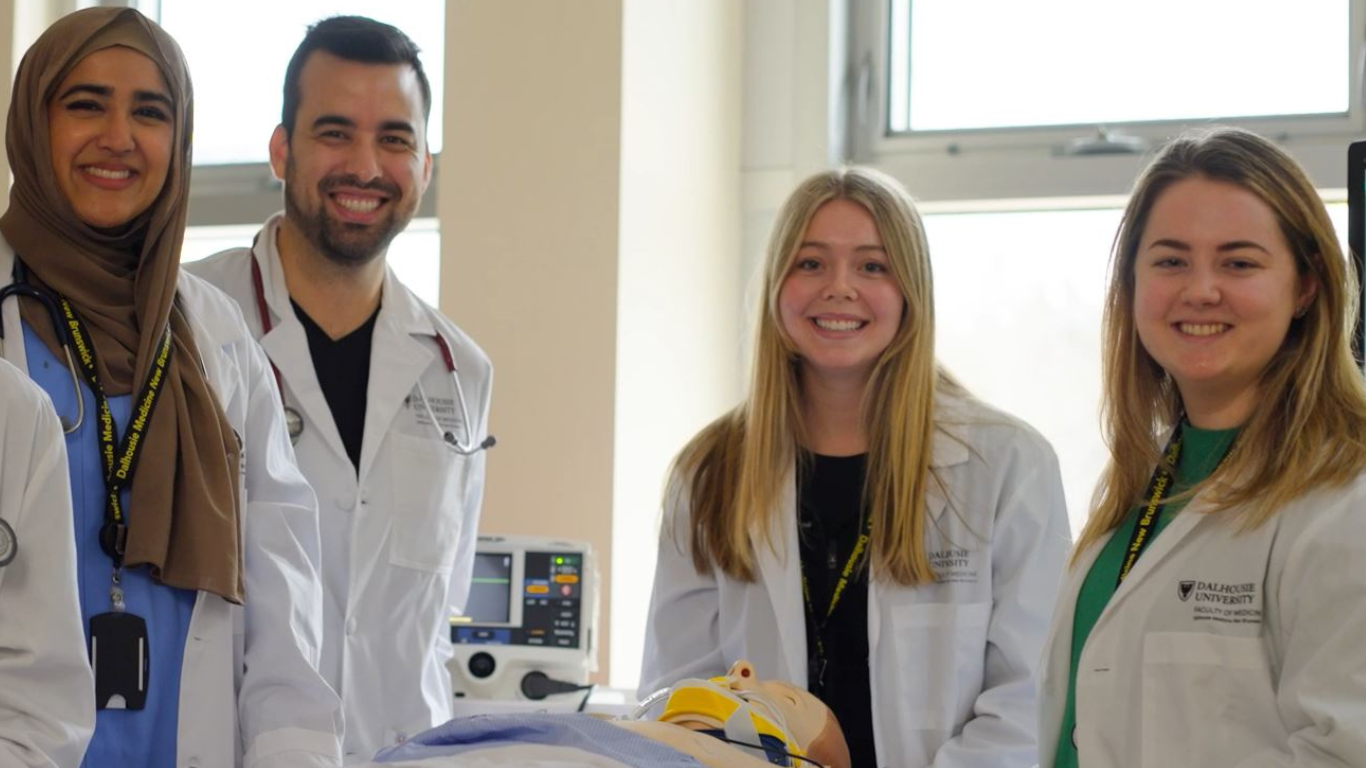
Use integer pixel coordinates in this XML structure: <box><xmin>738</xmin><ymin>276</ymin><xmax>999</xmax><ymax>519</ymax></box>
<box><xmin>1349</xmin><ymin>141</ymin><xmax>1365</xmax><ymax>365</ymax></box>
<box><xmin>465</xmin><ymin>552</ymin><xmax>513</xmax><ymax>624</ymax></box>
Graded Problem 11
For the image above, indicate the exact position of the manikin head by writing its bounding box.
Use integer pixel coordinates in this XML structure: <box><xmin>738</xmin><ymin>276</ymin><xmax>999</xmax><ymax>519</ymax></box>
<box><xmin>657</xmin><ymin>661</ymin><xmax>851</xmax><ymax>768</ymax></box>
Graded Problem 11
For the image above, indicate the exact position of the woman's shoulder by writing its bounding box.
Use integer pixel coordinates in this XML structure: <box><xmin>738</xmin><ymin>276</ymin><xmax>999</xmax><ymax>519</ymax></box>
<box><xmin>1275</xmin><ymin>469</ymin><xmax>1366</xmax><ymax>537</ymax></box>
<box><xmin>1258</xmin><ymin>470</ymin><xmax>1366</xmax><ymax>605</ymax></box>
<box><xmin>933</xmin><ymin>389</ymin><xmax>1059</xmax><ymax>469</ymax></box>
<box><xmin>176</xmin><ymin>269</ymin><xmax>252</xmax><ymax>348</ymax></box>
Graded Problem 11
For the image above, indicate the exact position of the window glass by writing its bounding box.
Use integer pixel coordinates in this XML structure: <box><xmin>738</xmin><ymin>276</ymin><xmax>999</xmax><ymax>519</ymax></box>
<box><xmin>181</xmin><ymin>217</ymin><xmax>441</xmax><ymax>308</ymax></box>
<box><xmin>889</xmin><ymin>0</ymin><xmax>1350</xmax><ymax>133</ymax></box>
<box><xmin>159</xmin><ymin>1</ymin><xmax>444</xmax><ymax>164</ymax></box>
<box><xmin>924</xmin><ymin>201</ymin><xmax>1348</xmax><ymax>533</ymax></box>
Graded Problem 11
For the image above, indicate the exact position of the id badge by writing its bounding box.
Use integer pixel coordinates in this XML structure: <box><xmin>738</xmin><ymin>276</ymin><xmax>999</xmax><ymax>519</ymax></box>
<box><xmin>89</xmin><ymin>611</ymin><xmax>149</xmax><ymax>710</ymax></box>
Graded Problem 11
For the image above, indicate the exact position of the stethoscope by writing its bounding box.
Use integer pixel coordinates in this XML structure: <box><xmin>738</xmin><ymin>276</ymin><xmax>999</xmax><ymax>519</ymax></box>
<box><xmin>0</xmin><ymin>258</ymin><xmax>86</xmax><ymax>436</ymax></box>
<box><xmin>0</xmin><ymin>257</ymin><xmax>92</xmax><ymax>569</ymax></box>
<box><xmin>250</xmin><ymin>257</ymin><xmax>494</xmax><ymax>455</ymax></box>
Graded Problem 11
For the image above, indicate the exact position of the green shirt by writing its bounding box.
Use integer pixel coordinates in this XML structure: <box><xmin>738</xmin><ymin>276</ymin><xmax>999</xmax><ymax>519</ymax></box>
<box><xmin>1052</xmin><ymin>423</ymin><xmax>1238</xmax><ymax>768</ymax></box>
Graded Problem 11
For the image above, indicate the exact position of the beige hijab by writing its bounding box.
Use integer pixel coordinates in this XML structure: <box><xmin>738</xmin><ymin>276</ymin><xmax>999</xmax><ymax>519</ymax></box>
<box><xmin>0</xmin><ymin>7</ymin><xmax>242</xmax><ymax>603</ymax></box>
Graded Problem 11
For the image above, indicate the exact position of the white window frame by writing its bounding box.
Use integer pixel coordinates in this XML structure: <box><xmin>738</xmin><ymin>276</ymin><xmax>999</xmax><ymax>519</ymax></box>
<box><xmin>849</xmin><ymin>0</ymin><xmax>1366</xmax><ymax>202</ymax></box>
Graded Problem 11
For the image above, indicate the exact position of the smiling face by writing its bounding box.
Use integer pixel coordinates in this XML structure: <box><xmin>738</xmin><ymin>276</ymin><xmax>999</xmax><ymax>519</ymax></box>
<box><xmin>1133</xmin><ymin>176</ymin><xmax>1315</xmax><ymax>426</ymax></box>
<box><xmin>47</xmin><ymin>46</ymin><xmax>173</xmax><ymax>229</ymax></box>
<box><xmin>778</xmin><ymin>199</ymin><xmax>904</xmax><ymax>387</ymax></box>
<box><xmin>270</xmin><ymin>50</ymin><xmax>432</xmax><ymax>266</ymax></box>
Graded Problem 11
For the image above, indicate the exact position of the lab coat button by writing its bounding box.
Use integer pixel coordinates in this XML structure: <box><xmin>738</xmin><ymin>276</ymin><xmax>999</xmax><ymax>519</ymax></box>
<box><xmin>360</xmin><ymin>493</ymin><xmax>371</xmax><ymax>506</ymax></box>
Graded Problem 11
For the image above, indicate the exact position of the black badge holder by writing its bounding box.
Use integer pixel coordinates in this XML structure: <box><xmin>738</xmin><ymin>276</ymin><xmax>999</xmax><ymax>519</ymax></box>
<box><xmin>90</xmin><ymin>580</ymin><xmax>149</xmax><ymax>710</ymax></box>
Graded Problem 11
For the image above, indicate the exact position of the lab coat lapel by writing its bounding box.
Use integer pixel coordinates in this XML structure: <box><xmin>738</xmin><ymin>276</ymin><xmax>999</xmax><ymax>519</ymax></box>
<box><xmin>357</xmin><ymin>268</ymin><xmax>435</xmax><ymax>481</ymax></box>
<box><xmin>1092</xmin><ymin>498</ymin><xmax>1210</xmax><ymax>631</ymax></box>
<box><xmin>925</xmin><ymin>423</ymin><xmax>971</xmax><ymax>522</ymax></box>
<box><xmin>752</xmin><ymin>466</ymin><xmax>807</xmax><ymax>686</ymax></box>
<box><xmin>1043</xmin><ymin>535</ymin><xmax>1106</xmax><ymax>694</ymax></box>
<box><xmin>176</xmin><ymin>279</ymin><xmax>235</xmax><ymax>399</ymax></box>
<box><xmin>867</xmin><ymin>422</ymin><xmax>971</xmax><ymax>660</ymax></box>
<box><xmin>1036</xmin><ymin>533</ymin><xmax>1106</xmax><ymax>768</ymax></box>
<box><xmin>253</xmin><ymin>238</ymin><xmax>349</xmax><ymax>468</ymax></box>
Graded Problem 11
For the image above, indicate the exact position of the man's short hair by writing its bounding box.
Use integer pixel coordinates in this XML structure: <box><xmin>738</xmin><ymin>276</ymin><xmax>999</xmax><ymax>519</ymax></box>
<box><xmin>281</xmin><ymin>15</ymin><xmax>432</xmax><ymax>139</ymax></box>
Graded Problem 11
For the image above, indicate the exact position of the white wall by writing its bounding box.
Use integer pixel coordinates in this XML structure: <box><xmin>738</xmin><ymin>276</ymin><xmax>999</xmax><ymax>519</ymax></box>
<box><xmin>612</xmin><ymin>0</ymin><xmax>743</xmax><ymax>689</ymax></box>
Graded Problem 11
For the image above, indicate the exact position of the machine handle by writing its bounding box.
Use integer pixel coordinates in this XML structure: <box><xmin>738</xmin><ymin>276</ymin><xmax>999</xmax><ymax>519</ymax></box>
<box><xmin>520</xmin><ymin>670</ymin><xmax>592</xmax><ymax>700</ymax></box>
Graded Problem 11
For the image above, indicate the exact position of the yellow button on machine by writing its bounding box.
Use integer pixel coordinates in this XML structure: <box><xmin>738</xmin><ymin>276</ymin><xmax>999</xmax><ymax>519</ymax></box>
<box><xmin>526</xmin><ymin>584</ymin><xmax>550</xmax><ymax>595</ymax></box>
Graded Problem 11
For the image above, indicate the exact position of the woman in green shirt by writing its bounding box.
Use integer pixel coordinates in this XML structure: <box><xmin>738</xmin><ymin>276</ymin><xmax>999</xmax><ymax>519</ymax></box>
<box><xmin>1039</xmin><ymin>127</ymin><xmax>1366</xmax><ymax>768</ymax></box>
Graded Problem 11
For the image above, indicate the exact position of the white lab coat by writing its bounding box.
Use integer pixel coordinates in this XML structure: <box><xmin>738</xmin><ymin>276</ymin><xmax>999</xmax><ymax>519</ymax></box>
<box><xmin>0</xmin><ymin>358</ymin><xmax>94</xmax><ymax>768</ymax></box>
<box><xmin>0</xmin><ymin>240</ymin><xmax>345</xmax><ymax>768</ymax></box>
<box><xmin>186</xmin><ymin>213</ymin><xmax>492</xmax><ymax>763</ymax></box>
<box><xmin>640</xmin><ymin>394</ymin><xmax>1071</xmax><ymax>768</ymax></box>
<box><xmin>1037</xmin><ymin>473</ymin><xmax>1366</xmax><ymax>768</ymax></box>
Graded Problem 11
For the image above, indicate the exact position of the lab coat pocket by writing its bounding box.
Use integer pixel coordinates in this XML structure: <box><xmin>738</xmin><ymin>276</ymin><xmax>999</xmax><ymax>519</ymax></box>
<box><xmin>889</xmin><ymin>601</ymin><xmax>991</xmax><ymax>730</ymax></box>
<box><xmin>388</xmin><ymin>432</ymin><xmax>469</xmax><ymax>573</ymax></box>
<box><xmin>1140</xmin><ymin>632</ymin><xmax>1277</xmax><ymax>768</ymax></box>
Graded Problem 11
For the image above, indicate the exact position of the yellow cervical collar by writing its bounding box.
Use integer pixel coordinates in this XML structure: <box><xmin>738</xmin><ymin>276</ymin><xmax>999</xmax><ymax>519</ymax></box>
<box><xmin>658</xmin><ymin>675</ymin><xmax>806</xmax><ymax>764</ymax></box>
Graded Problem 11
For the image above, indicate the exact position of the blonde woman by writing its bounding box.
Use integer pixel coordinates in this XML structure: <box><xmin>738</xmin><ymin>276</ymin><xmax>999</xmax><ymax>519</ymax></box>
<box><xmin>1039</xmin><ymin>127</ymin><xmax>1366</xmax><ymax>767</ymax></box>
<box><xmin>640</xmin><ymin>167</ymin><xmax>1071</xmax><ymax>768</ymax></box>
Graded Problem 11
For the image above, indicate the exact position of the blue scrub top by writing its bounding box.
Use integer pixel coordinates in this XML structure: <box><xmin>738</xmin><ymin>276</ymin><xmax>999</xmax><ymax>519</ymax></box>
<box><xmin>24</xmin><ymin>322</ymin><xmax>195</xmax><ymax>768</ymax></box>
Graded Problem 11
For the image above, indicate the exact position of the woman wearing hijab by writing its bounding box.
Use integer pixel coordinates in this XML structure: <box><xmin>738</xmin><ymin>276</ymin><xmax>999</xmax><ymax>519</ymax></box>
<box><xmin>0</xmin><ymin>8</ymin><xmax>342</xmax><ymax>767</ymax></box>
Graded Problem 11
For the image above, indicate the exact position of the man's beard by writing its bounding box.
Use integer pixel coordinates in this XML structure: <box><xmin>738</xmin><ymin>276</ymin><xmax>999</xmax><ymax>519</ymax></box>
<box><xmin>284</xmin><ymin>159</ymin><xmax>413</xmax><ymax>267</ymax></box>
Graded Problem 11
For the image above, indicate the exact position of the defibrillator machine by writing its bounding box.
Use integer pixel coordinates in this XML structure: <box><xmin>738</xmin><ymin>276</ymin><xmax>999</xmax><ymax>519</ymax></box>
<box><xmin>449</xmin><ymin>535</ymin><xmax>598</xmax><ymax>701</ymax></box>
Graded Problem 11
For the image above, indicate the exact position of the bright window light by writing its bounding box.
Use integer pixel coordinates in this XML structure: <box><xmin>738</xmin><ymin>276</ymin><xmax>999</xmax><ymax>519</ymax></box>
<box><xmin>890</xmin><ymin>0</ymin><xmax>1350</xmax><ymax>132</ymax></box>
<box><xmin>181</xmin><ymin>218</ymin><xmax>441</xmax><ymax>308</ymax></box>
<box><xmin>159</xmin><ymin>1</ymin><xmax>444</xmax><ymax>164</ymax></box>
<box><xmin>924</xmin><ymin>201</ymin><xmax>1348</xmax><ymax>533</ymax></box>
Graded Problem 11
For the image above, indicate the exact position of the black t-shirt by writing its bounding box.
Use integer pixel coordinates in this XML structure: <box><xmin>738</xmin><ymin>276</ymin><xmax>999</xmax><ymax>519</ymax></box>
<box><xmin>292</xmin><ymin>300</ymin><xmax>379</xmax><ymax>473</ymax></box>
<box><xmin>796</xmin><ymin>451</ymin><xmax>876</xmax><ymax>768</ymax></box>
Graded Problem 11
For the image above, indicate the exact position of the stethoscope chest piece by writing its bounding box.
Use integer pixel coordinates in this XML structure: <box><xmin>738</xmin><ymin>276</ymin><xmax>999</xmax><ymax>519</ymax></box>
<box><xmin>0</xmin><ymin>518</ymin><xmax>16</xmax><ymax>567</ymax></box>
<box><xmin>285</xmin><ymin>406</ymin><xmax>304</xmax><ymax>445</ymax></box>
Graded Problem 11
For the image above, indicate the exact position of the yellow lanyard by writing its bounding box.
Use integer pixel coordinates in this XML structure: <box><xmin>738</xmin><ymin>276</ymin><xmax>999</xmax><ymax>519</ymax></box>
<box><xmin>1116</xmin><ymin>428</ymin><xmax>1183</xmax><ymax>587</ymax></box>
<box><xmin>58</xmin><ymin>298</ymin><xmax>173</xmax><ymax>574</ymax></box>
<box><xmin>801</xmin><ymin>516</ymin><xmax>871</xmax><ymax>691</ymax></box>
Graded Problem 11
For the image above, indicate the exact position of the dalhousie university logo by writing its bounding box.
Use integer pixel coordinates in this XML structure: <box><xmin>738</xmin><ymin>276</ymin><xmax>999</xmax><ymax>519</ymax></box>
<box><xmin>1178</xmin><ymin>580</ymin><xmax>1196</xmax><ymax>602</ymax></box>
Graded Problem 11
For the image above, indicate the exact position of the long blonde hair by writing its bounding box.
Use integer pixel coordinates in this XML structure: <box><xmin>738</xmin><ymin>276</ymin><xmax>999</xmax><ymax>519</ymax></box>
<box><xmin>672</xmin><ymin>167</ymin><xmax>962</xmax><ymax>585</ymax></box>
<box><xmin>1078</xmin><ymin>127</ymin><xmax>1366</xmax><ymax>557</ymax></box>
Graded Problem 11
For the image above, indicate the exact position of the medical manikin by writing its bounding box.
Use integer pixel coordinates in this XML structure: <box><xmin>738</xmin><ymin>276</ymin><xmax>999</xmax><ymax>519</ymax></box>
<box><xmin>618</xmin><ymin>660</ymin><xmax>849</xmax><ymax>767</ymax></box>
<box><xmin>372</xmin><ymin>661</ymin><xmax>850</xmax><ymax>768</ymax></box>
